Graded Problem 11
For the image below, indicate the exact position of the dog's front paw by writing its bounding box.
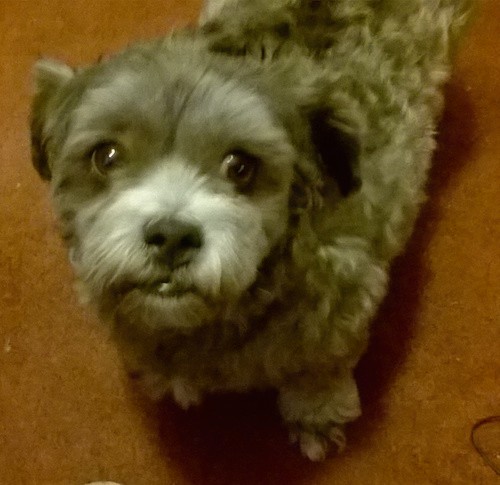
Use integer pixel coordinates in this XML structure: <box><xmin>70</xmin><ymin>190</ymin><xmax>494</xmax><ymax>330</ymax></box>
<box><xmin>278</xmin><ymin>371</ymin><xmax>360</xmax><ymax>460</ymax></box>
<box><xmin>128</xmin><ymin>372</ymin><xmax>202</xmax><ymax>409</ymax></box>
<box><xmin>128</xmin><ymin>370</ymin><xmax>171</xmax><ymax>401</ymax></box>
<box><xmin>289</xmin><ymin>422</ymin><xmax>346</xmax><ymax>461</ymax></box>
<box><xmin>171</xmin><ymin>379</ymin><xmax>202</xmax><ymax>410</ymax></box>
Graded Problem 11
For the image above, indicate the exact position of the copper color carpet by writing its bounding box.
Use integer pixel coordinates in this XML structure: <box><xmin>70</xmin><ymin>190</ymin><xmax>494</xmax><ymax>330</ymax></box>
<box><xmin>0</xmin><ymin>1</ymin><xmax>498</xmax><ymax>484</ymax></box>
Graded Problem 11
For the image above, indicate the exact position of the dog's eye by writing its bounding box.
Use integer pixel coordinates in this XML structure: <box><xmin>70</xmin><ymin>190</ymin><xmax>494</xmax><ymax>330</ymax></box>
<box><xmin>221</xmin><ymin>151</ymin><xmax>259</xmax><ymax>189</ymax></box>
<box><xmin>91</xmin><ymin>142</ymin><xmax>122</xmax><ymax>175</ymax></box>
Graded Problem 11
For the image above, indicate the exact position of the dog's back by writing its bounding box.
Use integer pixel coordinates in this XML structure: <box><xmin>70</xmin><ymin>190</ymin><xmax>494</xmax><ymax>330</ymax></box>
<box><xmin>200</xmin><ymin>0</ymin><xmax>473</xmax><ymax>262</ymax></box>
<box><xmin>201</xmin><ymin>0</ymin><xmax>472</xmax><ymax>56</ymax></box>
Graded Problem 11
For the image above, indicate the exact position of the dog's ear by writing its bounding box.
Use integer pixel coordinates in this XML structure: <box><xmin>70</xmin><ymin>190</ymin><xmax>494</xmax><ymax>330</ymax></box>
<box><xmin>31</xmin><ymin>59</ymin><xmax>74</xmax><ymax>180</ymax></box>
<box><xmin>309</xmin><ymin>110</ymin><xmax>361</xmax><ymax>197</ymax></box>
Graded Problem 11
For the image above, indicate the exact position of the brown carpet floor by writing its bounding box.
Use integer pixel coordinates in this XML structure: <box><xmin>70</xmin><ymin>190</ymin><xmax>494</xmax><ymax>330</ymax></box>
<box><xmin>0</xmin><ymin>1</ymin><xmax>498</xmax><ymax>484</ymax></box>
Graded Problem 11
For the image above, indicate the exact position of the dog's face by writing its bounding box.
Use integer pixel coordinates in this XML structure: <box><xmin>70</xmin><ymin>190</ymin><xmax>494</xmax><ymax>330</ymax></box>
<box><xmin>31</xmin><ymin>36</ymin><xmax>358</xmax><ymax>330</ymax></box>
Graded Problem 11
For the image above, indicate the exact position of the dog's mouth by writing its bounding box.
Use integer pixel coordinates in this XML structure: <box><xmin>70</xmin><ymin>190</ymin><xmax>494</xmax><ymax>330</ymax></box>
<box><xmin>116</xmin><ymin>276</ymin><xmax>195</xmax><ymax>301</ymax></box>
<box><xmin>109</xmin><ymin>274</ymin><xmax>215</xmax><ymax>331</ymax></box>
<box><xmin>136</xmin><ymin>279</ymin><xmax>189</xmax><ymax>298</ymax></box>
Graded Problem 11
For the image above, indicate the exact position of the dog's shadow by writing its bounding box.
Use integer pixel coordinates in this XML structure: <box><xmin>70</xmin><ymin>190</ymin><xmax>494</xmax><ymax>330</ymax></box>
<box><xmin>132</xmin><ymin>79</ymin><xmax>476</xmax><ymax>485</ymax></box>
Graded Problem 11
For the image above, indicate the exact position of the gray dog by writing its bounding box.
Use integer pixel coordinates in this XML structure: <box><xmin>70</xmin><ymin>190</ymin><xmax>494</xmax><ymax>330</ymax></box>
<box><xmin>31</xmin><ymin>0</ymin><xmax>471</xmax><ymax>460</ymax></box>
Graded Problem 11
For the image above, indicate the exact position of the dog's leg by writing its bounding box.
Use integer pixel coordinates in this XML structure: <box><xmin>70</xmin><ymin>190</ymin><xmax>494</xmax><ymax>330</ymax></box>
<box><xmin>278</xmin><ymin>370</ymin><xmax>361</xmax><ymax>461</ymax></box>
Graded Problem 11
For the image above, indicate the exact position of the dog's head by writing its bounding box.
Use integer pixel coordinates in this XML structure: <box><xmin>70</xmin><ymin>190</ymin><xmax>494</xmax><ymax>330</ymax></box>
<box><xmin>31</xmin><ymin>35</ymin><xmax>359</xmax><ymax>330</ymax></box>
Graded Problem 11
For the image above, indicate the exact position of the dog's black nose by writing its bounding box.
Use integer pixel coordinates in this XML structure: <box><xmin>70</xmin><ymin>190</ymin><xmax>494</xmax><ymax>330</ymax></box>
<box><xmin>144</xmin><ymin>217</ymin><xmax>202</xmax><ymax>267</ymax></box>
